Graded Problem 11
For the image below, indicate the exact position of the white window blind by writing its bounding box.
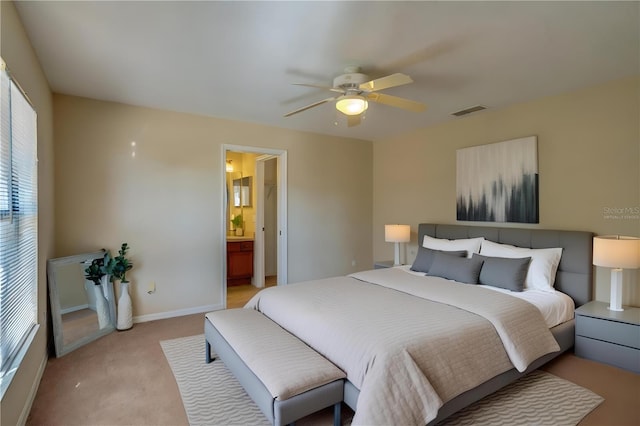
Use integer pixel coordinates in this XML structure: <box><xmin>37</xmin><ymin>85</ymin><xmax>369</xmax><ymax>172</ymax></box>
<box><xmin>0</xmin><ymin>59</ymin><xmax>39</xmax><ymax>396</ymax></box>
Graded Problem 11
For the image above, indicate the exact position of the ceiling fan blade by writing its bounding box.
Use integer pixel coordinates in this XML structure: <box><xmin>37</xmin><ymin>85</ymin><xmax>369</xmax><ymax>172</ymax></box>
<box><xmin>347</xmin><ymin>115</ymin><xmax>361</xmax><ymax>127</ymax></box>
<box><xmin>367</xmin><ymin>93</ymin><xmax>427</xmax><ymax>112</ymax></box>
<box><xmin>284</xmin><ymin>97</ymin><xmax>336</xmax><ymax>117</ymax></box>
<box><xmin>292</xmin><ymin>83</ymin><xmax>343</xmax><ymax>93</ymax></box>
<box><xmin>359</xmin><ymin>73</ymin><xmax>413</xmax><ymax>92</ymax></box>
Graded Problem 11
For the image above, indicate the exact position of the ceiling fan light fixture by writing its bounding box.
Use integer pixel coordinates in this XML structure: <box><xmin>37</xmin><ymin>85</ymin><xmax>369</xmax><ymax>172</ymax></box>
<box><xmin>336</xmin><ymin>95</ymin><xmax>368</xmax><ymax>116</ymax></box>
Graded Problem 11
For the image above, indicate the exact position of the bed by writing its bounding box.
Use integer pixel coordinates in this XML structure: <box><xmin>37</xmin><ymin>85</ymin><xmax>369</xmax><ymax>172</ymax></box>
<box><xmin>244</xmin><ymin>223</ymin><xmax>593</xmax><ymax>425</ymax></box>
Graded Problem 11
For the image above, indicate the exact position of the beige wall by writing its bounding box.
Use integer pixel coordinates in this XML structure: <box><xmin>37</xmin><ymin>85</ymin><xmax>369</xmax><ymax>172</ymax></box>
<box><xmin>373</xmin><ymin>76</ymin><xmax>640</xmax><ymax>306</ymax></box>
<box><xmin>4</xmin><ymin>0</ymin><xmax>636</xmax><ymax>420</ymax></box>
<box><xmin>0</xmin><ymin>2</ymin><xmax>55</xmax><ymax>424</ymax></box>
<box><xmin>54</xmin><ymin>94</ymin><xmax>373</xmax><ymax>318</ymax></box>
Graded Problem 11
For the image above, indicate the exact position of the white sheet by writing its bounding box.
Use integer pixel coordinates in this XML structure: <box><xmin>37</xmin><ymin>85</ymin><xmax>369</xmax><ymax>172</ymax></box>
<box><xmin>398</xmin><ymin>265</ymin><xmax>575</xmax><ymax>328</ymax></box>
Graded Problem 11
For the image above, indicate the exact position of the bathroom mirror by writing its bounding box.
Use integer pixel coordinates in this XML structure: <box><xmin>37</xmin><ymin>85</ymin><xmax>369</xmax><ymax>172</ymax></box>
<box><xmin>47</xmin><ymin>251</ymin><xmax>116</xmax><ymax>357</ymax></box>
<box><xmin>233</xmin><ymin>176</ymin><xmax>252</xmax><ymax>207</ymax></box>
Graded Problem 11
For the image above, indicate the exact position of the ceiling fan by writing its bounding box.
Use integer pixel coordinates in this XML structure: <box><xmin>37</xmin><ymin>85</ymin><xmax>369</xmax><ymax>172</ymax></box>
<box><xmin>284</xmin><ymin>66</ymin><xmax>427</xmax><ymax>127</ymax></box>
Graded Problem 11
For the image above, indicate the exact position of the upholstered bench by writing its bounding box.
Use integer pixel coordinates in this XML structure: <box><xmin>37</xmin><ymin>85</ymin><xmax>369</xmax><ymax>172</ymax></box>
<box><xmin>204</xmin><ymin>308</ymin><xmax>345</xmax><ymax>426</ymax></box>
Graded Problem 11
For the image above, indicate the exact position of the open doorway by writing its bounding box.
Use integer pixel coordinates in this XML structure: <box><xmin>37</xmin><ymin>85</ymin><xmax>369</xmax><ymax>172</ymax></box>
<box><xmin>221</xmin><ymin>145</ymin><xmax>287</xmax><ymax>309</ymax></box>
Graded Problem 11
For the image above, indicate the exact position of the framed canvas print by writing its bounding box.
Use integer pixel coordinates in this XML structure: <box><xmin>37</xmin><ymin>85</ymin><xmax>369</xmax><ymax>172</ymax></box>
<box><xmin>456</xmin><ymin>136</ymin><xmax>538</xmax><ymax>223</ymax></box>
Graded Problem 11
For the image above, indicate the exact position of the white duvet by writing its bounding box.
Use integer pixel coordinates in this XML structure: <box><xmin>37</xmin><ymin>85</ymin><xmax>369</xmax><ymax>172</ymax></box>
<box><xmin>399</xmin><ymin>265</ymin><xmax>575</xmax><ymax>327</ymax></box>
<box><xmin>246</xmin><ymin>267</ymin><xmax>561</xmax><ymax>425</ymax></box>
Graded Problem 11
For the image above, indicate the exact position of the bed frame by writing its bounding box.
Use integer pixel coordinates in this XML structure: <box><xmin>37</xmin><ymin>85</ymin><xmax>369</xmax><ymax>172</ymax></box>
<box><xmin>344</xmin><ymin>223</ymin><xmax>594</xmax><ymax>424</ymax></box>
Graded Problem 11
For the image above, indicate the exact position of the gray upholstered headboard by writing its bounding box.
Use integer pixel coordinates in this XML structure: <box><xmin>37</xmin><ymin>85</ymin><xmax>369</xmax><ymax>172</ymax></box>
<box><xmin>418</xmin><ymin>224</ymin><xmax>594</xmax><ymax>306</ymax></box>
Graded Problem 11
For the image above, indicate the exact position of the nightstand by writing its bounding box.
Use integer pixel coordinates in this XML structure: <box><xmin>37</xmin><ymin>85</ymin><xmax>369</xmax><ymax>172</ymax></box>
<box><xmin>574</xmin><ymin>301</ymin><xmax>640</xmax><ymax>373</ymax></box>
<box><xmin>374</xmin><ymin>260</ymin><xmax>395</xmax><ymax>269</ymax></box>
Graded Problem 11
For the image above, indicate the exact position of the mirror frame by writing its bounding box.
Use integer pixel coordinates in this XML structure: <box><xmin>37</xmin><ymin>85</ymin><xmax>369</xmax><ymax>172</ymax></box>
<box><xmin>47</xmin><ymin>250</ymin><xmax>117</xmax><ymax>357</ymax></box>
<box><xmin>233</xmin><ymin>176</ymin><xmax>252</xmax><ymax>207</ymax></box>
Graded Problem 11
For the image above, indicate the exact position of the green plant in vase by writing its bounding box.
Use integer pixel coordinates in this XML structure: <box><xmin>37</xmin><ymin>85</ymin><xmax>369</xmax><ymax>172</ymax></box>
<box><xmin>232</xmin><ymin>214</ymin><xmax>244</xmax><ymax>236</ymax></box>
<box><xmin>112</xmin><ymin>243</ymin><xmax>134</xmax><ymax>331</ymax></box>
<box><xmin>84</xmin><ymin>257</ymin><xmax>110</xmax><ymax>329</ymax></box>
<box><xmin>84</xmin><ymin>258</ymin><xmax>105</xmax><ymax>285</ymax></box>
<box><xmin>112</xmin><ymin>243</ymin><xmax>133</xmax><ymax>283</ymax></box>
<box><xmin>102</xmin><ymin>250</ymin><xmax>116</xmax><ymax>280</ymax></box>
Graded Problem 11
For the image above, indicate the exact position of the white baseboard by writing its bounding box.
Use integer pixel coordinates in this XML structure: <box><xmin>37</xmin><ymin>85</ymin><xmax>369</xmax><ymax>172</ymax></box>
<box><xmin>17</xmin><ymin>350</ymin><xmax>47</xmax><ymax>426</ymax></box>
<box><xmin>132</xmin><ymin>303</ymin><xmax>224</xmax><ymax>324</ymax></box>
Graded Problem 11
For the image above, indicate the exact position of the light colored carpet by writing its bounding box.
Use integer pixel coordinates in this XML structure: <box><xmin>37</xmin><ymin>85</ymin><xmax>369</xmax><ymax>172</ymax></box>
<box><xmin>161</xmin><ymin>334</ymin><xmax>603</xmax><ymax>426</ymax></box>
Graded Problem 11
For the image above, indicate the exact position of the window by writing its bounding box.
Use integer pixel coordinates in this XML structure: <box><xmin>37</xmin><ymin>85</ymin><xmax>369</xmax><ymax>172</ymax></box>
<box><xmin>0</xmin><ymin>58</ymin><xmax>39</xmax><ymax>397</ymax></box>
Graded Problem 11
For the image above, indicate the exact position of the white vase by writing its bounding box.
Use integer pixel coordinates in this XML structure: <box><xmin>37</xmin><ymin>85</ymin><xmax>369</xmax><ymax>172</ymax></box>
<box><xmin>85</xmin><ymin>280</ymin><xmax>97</xmax><ymax>311</ymax></box>
<box><xmin>117</xmin><ymin>281</ymin><xmax>133</xmax><ymax>331</ymax></box>
<box><xmin>235</xmin><ymin>227</ymin><xmax>243</xmax><ymax>236</ymax></box>
<box><xmin>100</xmin><ymin>275</ymin><xmax>110</xmax><ymax>298</ymax></box>
<box><xmin>93</xmin><ymin>284</ymin><xmax>110</xmax><ymax>329</ymax></box>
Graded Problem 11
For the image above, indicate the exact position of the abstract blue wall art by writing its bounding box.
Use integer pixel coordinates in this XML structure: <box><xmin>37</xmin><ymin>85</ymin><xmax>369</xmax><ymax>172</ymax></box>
<box><xmin>456</xmin><ymin>136</ymin><xmax>539</xmax><ymax>223</ymax></box>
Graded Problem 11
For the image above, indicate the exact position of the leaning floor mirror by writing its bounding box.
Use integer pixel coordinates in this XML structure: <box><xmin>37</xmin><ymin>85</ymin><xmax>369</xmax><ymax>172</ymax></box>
<box><xmin>47</xmin><ymin>251</ymin><xmax>117</xmax><ymax>357</ymax></box>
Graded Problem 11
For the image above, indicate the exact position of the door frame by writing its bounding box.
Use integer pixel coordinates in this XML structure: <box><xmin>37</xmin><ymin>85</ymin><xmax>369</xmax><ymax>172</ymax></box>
<box><xmin>221</xmin><ymin>144</ymin><xmax>288</xmax><ymax>308</ymax></box>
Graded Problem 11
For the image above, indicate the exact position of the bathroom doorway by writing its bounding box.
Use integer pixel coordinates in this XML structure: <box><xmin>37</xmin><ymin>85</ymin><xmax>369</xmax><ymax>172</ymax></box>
<box><xmin>221</xmin><ymin>145</ymin><xmax>287</xmax><ymax>308</ymax></box>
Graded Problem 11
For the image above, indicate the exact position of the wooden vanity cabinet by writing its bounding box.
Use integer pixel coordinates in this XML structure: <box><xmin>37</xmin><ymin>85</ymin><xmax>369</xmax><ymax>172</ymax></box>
<box><xmin>227</xmin><ymin>240</ymin><xmax>254</xmax><ymax>286</ymax></box>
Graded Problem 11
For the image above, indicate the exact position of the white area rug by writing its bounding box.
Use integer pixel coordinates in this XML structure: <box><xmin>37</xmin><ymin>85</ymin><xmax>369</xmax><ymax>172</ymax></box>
<box><xmin>439</xmin><ymin>369</ymin><xmax>603</xmax><ymax>426</ymax></box>
<box><xmin>161</xmin><ymin>334</ymin><xmax>603</xmax><ymax>426</ymax></box>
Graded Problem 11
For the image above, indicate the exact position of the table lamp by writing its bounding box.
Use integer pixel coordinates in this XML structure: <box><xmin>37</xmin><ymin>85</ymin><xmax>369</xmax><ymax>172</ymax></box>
<box><xmin>593</xmin><ymin>235</ymin><xmax>640</xmax><ymax>311</ymax></box>
<box><xmin>385</xmin><ymin>224</ymin><xmax>411</xmax><ymax>266</ymax></box>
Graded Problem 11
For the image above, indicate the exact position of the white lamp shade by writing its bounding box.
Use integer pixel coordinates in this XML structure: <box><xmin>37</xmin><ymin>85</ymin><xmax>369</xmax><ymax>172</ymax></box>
<box><xmin>385</xmin><ymin>225</ymin><xmax>410</xmax><ymax>243</ymax></box>
<box><xmin>593</xmin><ymin>235</ymin><xmax>640</xmax><ymax>269</ymax></box>
<box><xmin>336</xmin><ymin>95</ymin><xmax>368</xmax><ymax>116</ymax></box>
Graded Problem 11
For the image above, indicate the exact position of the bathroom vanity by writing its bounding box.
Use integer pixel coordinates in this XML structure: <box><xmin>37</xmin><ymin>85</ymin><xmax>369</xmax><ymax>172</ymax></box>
<box><xmin>227</xmin><ymin>237</ymin><xmax>254</xmax><ymax>286</ymax></box>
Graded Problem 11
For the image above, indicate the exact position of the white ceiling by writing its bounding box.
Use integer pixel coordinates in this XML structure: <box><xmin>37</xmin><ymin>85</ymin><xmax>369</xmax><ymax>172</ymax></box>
<box><xmin>13</xmin><ymin>1</ymin><xmax>639</xmax><ymax>142</ymax></box>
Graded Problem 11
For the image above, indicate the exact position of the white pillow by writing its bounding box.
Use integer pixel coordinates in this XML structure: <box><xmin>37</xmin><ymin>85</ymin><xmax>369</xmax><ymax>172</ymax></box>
<box><xmin>422</xmin><ymin>235</ymin><xmax>484</xmax><ymax>258</ymax></box>
<box><xmin>479</xmin><ymin>240</ymin><xmax>563</xmax><ymax>292</ymax></box>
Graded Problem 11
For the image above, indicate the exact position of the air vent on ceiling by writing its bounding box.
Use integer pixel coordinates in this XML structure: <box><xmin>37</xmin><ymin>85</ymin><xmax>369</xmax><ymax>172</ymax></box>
<box><xmin>451</xmin><ymin>105</ymin><xmax>487</xmax><ymax>117</ymax></box>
